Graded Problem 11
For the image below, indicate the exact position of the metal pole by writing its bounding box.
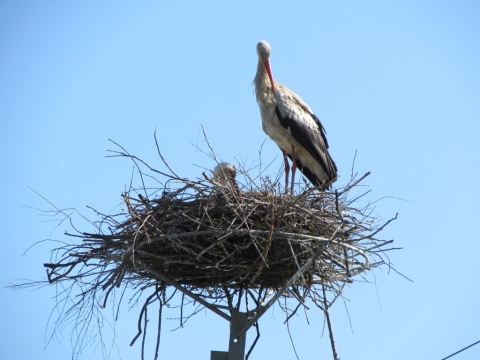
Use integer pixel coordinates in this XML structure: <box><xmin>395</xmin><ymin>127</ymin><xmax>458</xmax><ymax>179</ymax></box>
<box><xmin>211</xmin><ymin>310</ymin><xmax>248</xmax><ymax>360</ymax></box>
<box><xmin>228</xmin><ymin>310</ymin><xmax>248</xmax><ymax>360</ymax></box>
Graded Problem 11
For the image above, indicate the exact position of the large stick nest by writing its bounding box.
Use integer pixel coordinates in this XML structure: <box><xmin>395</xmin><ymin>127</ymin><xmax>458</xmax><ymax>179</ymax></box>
<box><xmin>31</xmin><ymin>139</ymin><xmax>400</xmax><ymax>359</ymax></box>
<box><xmin>80</xmin><ymin>178</ymin><xmax>382</xmax><ymax>290</ymax></box>
<box><xmin>44</xmin><ymin>155</ymin><xmax>397</xmax><ymax>299</ymax></box>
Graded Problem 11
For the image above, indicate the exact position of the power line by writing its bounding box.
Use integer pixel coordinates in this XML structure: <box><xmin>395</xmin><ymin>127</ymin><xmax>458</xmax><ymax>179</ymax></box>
<box><xmin>441</xmin><ymin>339</ymin><xmax>480</xmax><ymax>360</ymax></box>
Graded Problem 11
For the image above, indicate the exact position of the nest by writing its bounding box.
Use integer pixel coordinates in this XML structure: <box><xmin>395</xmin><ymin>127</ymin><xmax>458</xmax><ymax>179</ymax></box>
<box><xmin>45</xmin><ymin>172</ymin><xmax>396</xmax><ymax>291</ymax></box>
<box><xmin>32</xmin><ymin>140</ymin><xmax>400</xmax><ymax>359</ymax></box>
<box><xmin>80</xmin><ymin>180</ymin><xmax>380</xmax><ymax>289</ymax></box>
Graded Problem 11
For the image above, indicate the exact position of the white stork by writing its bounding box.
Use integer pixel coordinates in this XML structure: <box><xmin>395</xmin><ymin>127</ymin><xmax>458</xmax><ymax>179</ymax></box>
<box><xmin>254</xmin><ymin>40</ymin><xmax>337</xmax><ymax>193</ymax></box>
<box><xmin>212</xmin><ymin>162</ymin><xmax>237</xmax><ymax>188</ymax></box>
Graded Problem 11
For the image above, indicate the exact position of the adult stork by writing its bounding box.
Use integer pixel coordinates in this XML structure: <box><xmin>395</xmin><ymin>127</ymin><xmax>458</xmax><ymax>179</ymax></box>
<box><xmin>254</xmin><ymin>40</ymin><xmax>337</xmax><ymax>193</ymax></box>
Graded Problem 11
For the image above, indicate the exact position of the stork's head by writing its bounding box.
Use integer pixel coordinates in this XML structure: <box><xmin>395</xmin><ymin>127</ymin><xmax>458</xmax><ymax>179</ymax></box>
<box><xmin>256</xmin><ymin>41</ymin><xmax>271</xmax><ymax>61</ymax></box>
<box><xmin>213</xmin><ymin>162</ymin><xmax>237</xmax><ymax>188</ymax></box>
<box><xmin>257</xmin><ymin>41</ymin><xmax>276</xmax><ymax>93</ymax></box>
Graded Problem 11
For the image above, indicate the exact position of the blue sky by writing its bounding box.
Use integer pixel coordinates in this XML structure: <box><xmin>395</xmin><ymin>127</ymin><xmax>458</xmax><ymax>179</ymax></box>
<box><xmin>1</xmin><ymin>1</ymin><xmax>479</xmax><ymax>359</ymax></box>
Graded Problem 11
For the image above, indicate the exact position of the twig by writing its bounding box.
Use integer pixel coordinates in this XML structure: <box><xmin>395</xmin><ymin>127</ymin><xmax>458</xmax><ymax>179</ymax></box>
<box><xmin>322</xmin><ymin>285</ymin><xmax>339</xmax><ymax>360</ymax></box>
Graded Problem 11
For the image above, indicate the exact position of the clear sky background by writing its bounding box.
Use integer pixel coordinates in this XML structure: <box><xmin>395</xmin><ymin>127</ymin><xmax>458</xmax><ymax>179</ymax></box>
<box><xmin>1</xmin><ymin>1</ymin><xmax>479</xmax><ymax>359</ymax></box>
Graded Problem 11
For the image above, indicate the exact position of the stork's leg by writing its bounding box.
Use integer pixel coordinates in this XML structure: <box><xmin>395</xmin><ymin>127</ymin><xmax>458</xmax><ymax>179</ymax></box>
<box><xmin>290</xmin><ymin>144</ymin><xmax>297</xmax><ymax>194</ymax></box>
<box><xmin>281</xmin><ymin>149</ymin><xmax>290</xmax><ymax>192</ymax></box>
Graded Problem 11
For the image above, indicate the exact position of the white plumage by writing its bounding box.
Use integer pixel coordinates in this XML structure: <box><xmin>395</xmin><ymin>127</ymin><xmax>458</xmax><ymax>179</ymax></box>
<box><xmin>212</xmin><ymin>162</ymin><xmax>237</xmax><ymax>187</ymax></box>
<box><xmin>254</xmin><ymin>40</ymin><xmax>337</xmax><ymax>192</ymax></box>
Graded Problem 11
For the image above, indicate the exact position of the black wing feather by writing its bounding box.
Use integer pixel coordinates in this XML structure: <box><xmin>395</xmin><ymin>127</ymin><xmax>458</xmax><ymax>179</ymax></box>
<box><xmin>275</xmin><ymin>106</ymin><xmax>337</xmax><ymax>185</ymax></box>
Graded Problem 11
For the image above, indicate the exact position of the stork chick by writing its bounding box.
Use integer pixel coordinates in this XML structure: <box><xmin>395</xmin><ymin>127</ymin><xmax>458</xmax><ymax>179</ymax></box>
<box><xmin>212</xmin><ymin>162</ymin><xmax>237</xmax><ymax>188</ymax></box>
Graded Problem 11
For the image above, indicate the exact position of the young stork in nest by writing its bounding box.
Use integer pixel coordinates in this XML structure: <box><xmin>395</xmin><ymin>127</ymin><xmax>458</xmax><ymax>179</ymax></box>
<box><xmin>254</xmin><ymin>40</ymin><xmax>337</xmax><ymax>193</ymax></box>
<box><xmin>212</xmin><ymin>162</ymin><xmax>237</xmax><ymax>188</ymax></box>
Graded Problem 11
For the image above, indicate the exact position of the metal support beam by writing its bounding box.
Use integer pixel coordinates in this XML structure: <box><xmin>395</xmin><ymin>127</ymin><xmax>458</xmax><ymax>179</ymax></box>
<box><xmin>138</xmin><ymin>260</ymin><xmax>232</xmax><ymax>321</ymax></box>
<box><xmin>211</xmin><ymin>351</ymin><xmax>228</xmax><ymax>360</ymax></box>
<box><xmin>138</xmin><ymin>244</ymin><xmax>331</xmax><ymax>359</ymax></box>
<box><xmin>211</xmin><ymin>310</ymin><xmax>248</xmax><ymax>360</ymax></box>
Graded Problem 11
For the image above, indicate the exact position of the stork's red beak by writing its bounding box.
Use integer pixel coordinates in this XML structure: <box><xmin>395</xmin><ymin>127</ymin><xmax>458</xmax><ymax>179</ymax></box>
<box><xmin>263</xmin><ymin>60</ymin><xmax>276</xmax><ymax>93</ymax></box>
<box><xmin>229</xmin><ymin>178</ymin><xmax>238</xmax><ymax>190</ymax></box>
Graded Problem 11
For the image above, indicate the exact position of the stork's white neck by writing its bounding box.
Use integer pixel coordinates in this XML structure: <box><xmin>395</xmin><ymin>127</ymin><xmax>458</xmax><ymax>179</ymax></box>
<box><xmin>255</xmin><ymin>58</ymin><xmax>270</xmax><ymax>85</ymax></box>
<box><xmin>254</xmin><ymin>59</ymin><xmax>275</xmax><ymax>103</ymax></box>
